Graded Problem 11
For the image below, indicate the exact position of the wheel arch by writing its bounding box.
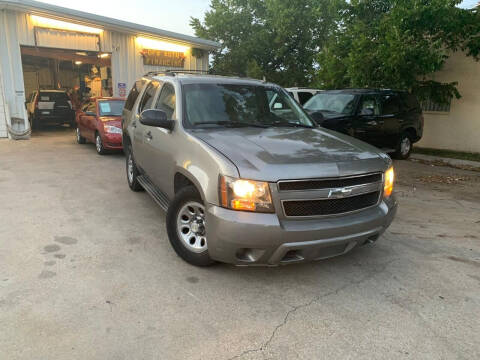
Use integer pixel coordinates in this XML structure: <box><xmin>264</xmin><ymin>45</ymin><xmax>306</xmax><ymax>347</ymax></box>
<box><xmin>403</xmin><ymin>127</ymin><xmax>417</xmax><ymax>140</ymax></box>
<box><xmin>173</xmin><ymin>169</ymin><xmax>207</xmax><ymax>203</ymax></box>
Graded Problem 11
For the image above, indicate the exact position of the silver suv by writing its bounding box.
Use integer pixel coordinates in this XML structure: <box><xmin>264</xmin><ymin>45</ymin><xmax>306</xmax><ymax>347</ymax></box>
<box><xmin>122</xmin><ymin>72</ymin><xmax>397</xmax><ymax>266</ymax></box>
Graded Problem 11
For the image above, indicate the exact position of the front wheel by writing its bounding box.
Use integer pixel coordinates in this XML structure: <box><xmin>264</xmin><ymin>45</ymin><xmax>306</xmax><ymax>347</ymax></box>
<box><xmin>166</xmin><ymin>186</ymin><xmax>215</xmax><ymax>267</ymax></box>
<box><xmin>393</xmin><ymin>132</ymin><xmax>412</xmax><ymax>160</ymax></box>
<box><xmin>95</xmin><ymin>133</ymin><xmax>107</xmax><ymax>155</ymax></box>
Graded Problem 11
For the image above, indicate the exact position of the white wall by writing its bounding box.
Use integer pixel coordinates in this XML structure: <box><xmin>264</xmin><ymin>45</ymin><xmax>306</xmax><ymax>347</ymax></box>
<box><xmin>109</xmin><ymin>32</ymin><xmax>209</xmax><ymax>97</ymax></box>
<box><xmin>0</xmin><ymin>65</ymin><xmax>7</xmax><ymax>138</ymax></box>
<box><xmin>417</xmin><ymin>52</ymin><xmax>480</xmax><ymax>153</ymax></box>
<box><xmin>0</xmin><ymin>10</ymin><xmax>27</xmax><ymax>137</ymax></box>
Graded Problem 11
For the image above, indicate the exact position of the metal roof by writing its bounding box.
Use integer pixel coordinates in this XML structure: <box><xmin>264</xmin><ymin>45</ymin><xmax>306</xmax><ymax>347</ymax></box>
<box><xmin>0</xmin><ymin>0</ymin><xmax>220</xmax><ymax>50</ymax></box>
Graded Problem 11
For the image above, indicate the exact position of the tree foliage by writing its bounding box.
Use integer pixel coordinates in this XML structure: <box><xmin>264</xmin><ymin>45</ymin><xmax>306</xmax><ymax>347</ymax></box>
<box><xmin>190</xmin><ymin>0</ymin><xmax>343</xmax><ymax>86</ymax></box>
<box><xmin>314</xmin><ymin>0</ymin><xmax>480</xmax><ymax>102</ymax></box>
<box><xmin>192</xmin><ymin>0</ymin><xmax>480</xmax><ymax>101</ymax></box>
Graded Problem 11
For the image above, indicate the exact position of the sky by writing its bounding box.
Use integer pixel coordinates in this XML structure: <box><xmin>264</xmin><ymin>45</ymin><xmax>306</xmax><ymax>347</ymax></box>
<box><xmin>37</xmin><ymin>0</ymin><xmax>478</xmax><ymax>38</ymax></box>
<box><xmin>37</xmin><ymin>0</ymin><xmax>212</xmax><ymax>36</ymax></box>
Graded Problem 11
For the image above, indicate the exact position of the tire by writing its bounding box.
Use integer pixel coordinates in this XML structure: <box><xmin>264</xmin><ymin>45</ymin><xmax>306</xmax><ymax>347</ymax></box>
<box><xmin>126</xmin><ymin>144</ymin><xmax>143</xmax><ymax>192</ymax></box>
<box><xmin>76</xmin><ymin>127</ymin><xmax>86</xmax><ymax>144</ymax></box>
<box><xmin>166</xmin><ymin>186</ymin><xmax>215</xmax><ymax>267</ymax></box>
<box><xmin>393</xmin><ymin>132</ymin><xmax>413</xmax><ymax>160</ymax></box>
<box><xmin>95</xmin><ymin>132</ymin><xmax>107</xmax><ymax>155</ymax></box>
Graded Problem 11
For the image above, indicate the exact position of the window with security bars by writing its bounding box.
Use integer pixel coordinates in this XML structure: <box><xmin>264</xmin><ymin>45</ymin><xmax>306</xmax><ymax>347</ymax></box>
<box><xmin>421</xmin><ymin>97</ymin><xmax>451</xmax><ymax>112</ymax></box>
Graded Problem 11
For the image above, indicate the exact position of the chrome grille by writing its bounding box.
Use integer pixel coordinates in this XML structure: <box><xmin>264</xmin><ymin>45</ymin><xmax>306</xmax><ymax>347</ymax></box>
<box><xmin>278</xmin><ymin>173</ymin><xmax>383</xmax><ymax>218</ymax></box>
<box><xmin>283</xmin><ymin>192</ymin><xmax>380</xmax><ymax>217</ymax></box>
<box><xmin>278</xmin><ymin>173</ymin><xmax>382</xmax><ymax>191</ymax></box>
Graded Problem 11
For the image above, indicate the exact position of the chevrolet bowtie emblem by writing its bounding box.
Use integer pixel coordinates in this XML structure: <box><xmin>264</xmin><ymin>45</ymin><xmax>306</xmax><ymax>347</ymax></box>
<box><xmin>328</xmin><ymin>187</ymin><xmax>353</xmax><ymax>198</ymax></box>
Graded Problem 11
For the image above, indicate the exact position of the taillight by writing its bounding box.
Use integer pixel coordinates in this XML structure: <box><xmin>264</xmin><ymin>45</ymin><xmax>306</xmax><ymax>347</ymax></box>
<box><xmin>34</xmin><ymin>96</ymin><xmax>39</xmax><ymax>109</ymax></box>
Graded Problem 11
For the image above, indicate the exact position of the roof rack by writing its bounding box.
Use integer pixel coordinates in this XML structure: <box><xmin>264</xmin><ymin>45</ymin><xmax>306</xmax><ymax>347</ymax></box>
<box><xmin>144</xmin><ymin>69</ymin><xmax>209</xmax><ymax>77</ymax></box>
<box><xmin>143</xmin><ymin>70</ymin><xmax>270</xmax><ymax>84</ymax></box>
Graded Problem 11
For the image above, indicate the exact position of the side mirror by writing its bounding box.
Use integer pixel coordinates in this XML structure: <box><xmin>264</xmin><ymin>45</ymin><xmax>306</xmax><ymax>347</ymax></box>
<box><xmin>360</xmin><ymin>108</ymin><xmax>374</xmax><ymax>116</ymax></box>
<box><xmin>309</xmin><ymin>111</ymin><xmax>324</xmax><ymax>124</ymax></box>
<box><xmin>139</xmin><ymin>109</ymin><xmax>175</xmax><ymax>130</ymax></box>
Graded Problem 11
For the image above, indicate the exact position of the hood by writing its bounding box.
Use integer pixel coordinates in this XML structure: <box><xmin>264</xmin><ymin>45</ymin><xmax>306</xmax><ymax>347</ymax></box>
<box><xmin>306</xmin><ymin>109</ymin><xmax>350</xmax><ymax>121</ymax></box>
<box><xmin>191</xmin><ymin>127</ymin><xmax>390</xmax><ymax>182</ymax></box>
<box><xmin>100</xmin><ymin>116</ymin><xmax>121</xmax><ymax>124</ymax></box>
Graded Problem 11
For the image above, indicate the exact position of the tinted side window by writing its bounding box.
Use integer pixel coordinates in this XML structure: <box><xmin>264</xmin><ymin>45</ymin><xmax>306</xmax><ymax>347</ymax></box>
<box><xmin>298</xmin><ymin>92</ymin><xmax>314</xmax><ymax>105</ymax></box>
<box><xmin>382</xmin><ymin>94</ymin><xmax>402</xmax><ymax>115</ymax></box>
<box><xmin>155</xmin><ymin>83</ymin><xmax>176</xmax><ymax>120</ymax></box>
<box><xmin>138</xmin><ymin>81</ymin><xmax>160</xmax><ymax>113</ymax></box>
<box><xmin>124</xmin><ymin>80</ymin><xmax>146</xmax><ymax>111</ymax></box>
<box><xmin>359</xmin><ymin>95</ymin><xmax>381</xmax><ymax>115</ymax></box>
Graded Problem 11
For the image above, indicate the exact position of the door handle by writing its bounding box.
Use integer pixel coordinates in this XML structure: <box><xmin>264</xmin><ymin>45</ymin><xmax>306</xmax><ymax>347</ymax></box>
<box><xmin>132</xmin><ymin>120</ymin><xmax>136</xmax><ymax>128</ymax></box>
<box><xmin>145</xmin><ymin>131</ymin><xmax>153</xmax><ymax>141</ymax></box>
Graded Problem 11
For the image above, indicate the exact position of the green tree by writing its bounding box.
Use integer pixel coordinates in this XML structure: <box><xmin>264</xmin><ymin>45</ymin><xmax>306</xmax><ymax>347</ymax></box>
<box><xmin>191</xmin><ymin>0</ymin><xmax>343</xmax><ymax>86</ymax></box>
<box><xmin>315</xmin><ymin>0</ymin><xmax>480</xmax><ymax>102</ymax></box>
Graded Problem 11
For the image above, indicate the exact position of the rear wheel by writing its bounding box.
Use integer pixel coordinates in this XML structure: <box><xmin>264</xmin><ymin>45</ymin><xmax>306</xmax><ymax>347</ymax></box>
<box><xmin>126</xmin><ymin>144</ymin><xmax>143</xmax><ymax>192</ymax></box>
<box><xmin>95</xmin><ymin>133</ymin><xmax>107</xmax><ymax>155</ymax></box>
<box><xmin>166</xmin><ymin>186</ymin><xmax>215</xmax><ymax>267</ymax></box>
<box><xmin>393</xmin><ymin>132</ymin><xmax>412</xmax><ymax>160</ymax></box>
<box><xmin>76</xmin><ymin>127</ymin><xmax>86</xmax><ymax>144</ymax></box>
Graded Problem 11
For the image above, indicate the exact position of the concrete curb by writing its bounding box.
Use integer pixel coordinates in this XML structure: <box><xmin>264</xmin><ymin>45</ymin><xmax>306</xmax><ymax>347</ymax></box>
<box><xmin>411</xmin><ymin>153</ymin><xmax>480</xmax><ymax>169</ymax></box>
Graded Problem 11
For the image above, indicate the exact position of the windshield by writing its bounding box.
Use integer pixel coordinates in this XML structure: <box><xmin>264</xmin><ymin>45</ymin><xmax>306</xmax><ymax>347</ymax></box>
<box><xmin>183</xmin><ymin>84</ymin><xmax>314</xmax><ymax>128</ymax></box>
<box><xmin>304</xmin><ymin>93</ymin><xmax>356</xmax><ymax>115</ymax></box>
<box><xmin>98</xmin><ymin>100</ymin><xmax>125</xmax><ymax>116</ymax></box>
<box><xmin>39</xmin><ymin>92</ymin><xmax>69</xmax><ymax>102</ymax></box>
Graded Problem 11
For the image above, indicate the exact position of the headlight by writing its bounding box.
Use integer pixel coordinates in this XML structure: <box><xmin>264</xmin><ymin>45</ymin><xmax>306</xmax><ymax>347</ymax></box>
<box><xmin>219</xmin><ymin>176</ymin><xmax>274</xmax><ymax>213</ymax></box>
<box><xmin>104</xmin><ymin>125</ymin><xmax>122</xmax><ymax>134</ymax></box>
<box><xmin>384</xmin><ymin>166</ymin><xmax>395</xmax><ymax>197</ymax></box>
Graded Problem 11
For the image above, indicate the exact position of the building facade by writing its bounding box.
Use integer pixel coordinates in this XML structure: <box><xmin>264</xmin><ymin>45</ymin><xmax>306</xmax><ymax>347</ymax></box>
<box><xmin>417</xmin><ymin>51</ymin><xmax>480</xmax><ymax>153</ymax></box>
<box><xmin>0</xmin><ymin>0</ymin><xmax>219</xmax><ymax>139</ymax></box>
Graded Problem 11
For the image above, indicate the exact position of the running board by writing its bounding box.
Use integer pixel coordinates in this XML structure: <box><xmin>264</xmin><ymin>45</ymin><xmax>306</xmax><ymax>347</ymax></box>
<box><xmin>137</xmin><ymin>175</ymin><xmax>170</xmax><ymax>212</ymax></box>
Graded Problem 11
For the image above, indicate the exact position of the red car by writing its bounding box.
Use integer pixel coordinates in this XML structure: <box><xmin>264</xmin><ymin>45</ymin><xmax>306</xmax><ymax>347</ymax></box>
<box><xmin>75</xmin><ymin>97</ymin><xmax>125</xmax><ymax>154</ymax></box>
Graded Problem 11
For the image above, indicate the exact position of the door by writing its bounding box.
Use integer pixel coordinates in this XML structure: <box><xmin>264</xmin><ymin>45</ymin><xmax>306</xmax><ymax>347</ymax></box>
<box><xmin>143</xmin><ymin>82</ymin><xmax>177</xmax><ymax>194</ymax></box>
<box><xmin>133</xmin><ymin>81</ymin><xmax>160</xmax><ymax>170</ymax></box>
<box><xmin>79</xmin><ymin>101</ymin><xmax>97</xmax><ymax>141</ymax></box>
<box><xmin>354</xmin><ymin>94</ymin><xmax>383</xmax><ymax>146</ymax></box>
<box><xmin>379</xmin><ymin>93</ymin><xmax>403</xmax><ymax>146</ymax></box>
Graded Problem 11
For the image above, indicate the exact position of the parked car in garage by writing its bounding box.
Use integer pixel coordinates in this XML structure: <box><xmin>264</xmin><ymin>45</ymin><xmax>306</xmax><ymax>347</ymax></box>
<box><xmin>122</xmin><ymin>73</ymin><xmax>397</xmax><ymax>267</ymax></box>
<box><xmin>26</xmin><ymin>90</ymin><xmax>75</xmax><ymax>129</ymax></box>
<box><xmin>303</xmin><ymin>89</ymin><xmax>424</xmax><ymax>159</ymax></box>
<box><xmin>76</xmin><ymin>97</ymin><xmax>125</xmax><ymax>154</ymax></box>
<box><xmin>286</xmin><ymin>87</ymin><xmax>321</xmax><ymax>105</ymax></box>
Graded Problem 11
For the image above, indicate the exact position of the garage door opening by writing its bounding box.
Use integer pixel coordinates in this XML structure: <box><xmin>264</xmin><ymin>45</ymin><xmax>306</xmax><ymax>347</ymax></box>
<box><xmin>21</xmin><ymin>46</ymin><xmax>112</xmax><ymax>136</ymax></box>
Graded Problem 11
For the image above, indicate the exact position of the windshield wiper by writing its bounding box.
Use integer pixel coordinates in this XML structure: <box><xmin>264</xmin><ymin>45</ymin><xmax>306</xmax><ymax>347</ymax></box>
<box><xmin>195</xmin><ymin>121</ymin><xmax>271</xmax><ymax>128</ymax></box>
<box><xmin>269</xmin><ymin>121</ymin><xmax>314</xmax><ymax>129</ymax></box>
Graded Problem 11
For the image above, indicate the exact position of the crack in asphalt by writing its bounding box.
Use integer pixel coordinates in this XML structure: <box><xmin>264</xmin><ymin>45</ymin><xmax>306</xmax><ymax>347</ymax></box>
<box><xmin>227</xmin><ymin>259</ymin><xmax>398</xmax><ymax>360</ymax></box>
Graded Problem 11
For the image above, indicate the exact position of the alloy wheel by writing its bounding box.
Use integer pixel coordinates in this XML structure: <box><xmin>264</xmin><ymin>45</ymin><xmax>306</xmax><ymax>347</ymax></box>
<box><xmin>96</xmin><ymin>135</ymin><xmax>102</xmax><ymax>153</ymax></box>
<box><xmin>176</xmin><ymin>202</ymin><xmax>207</xmax><ymax>253</ymax></box>
<box><xmin>401</xmin><ymin>137</ymin><xmax>411</xmax><ymax>156</ymax></box>
<box><xmin>127</xmin><ymin>154</ymin><xmax>134</xmax><ymax>184</ymax></box>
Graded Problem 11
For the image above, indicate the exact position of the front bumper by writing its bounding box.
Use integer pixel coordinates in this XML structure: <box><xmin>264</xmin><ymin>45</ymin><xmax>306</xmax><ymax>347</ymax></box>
<box><xmin>206</xmin><ymin>196</ymin><xmax>397</xmax><ymax>266</ymax></box>
<box><xmin>102</xmin><ymin>133</ymin><xmax>123</xmax><ymax>150</ymax></box>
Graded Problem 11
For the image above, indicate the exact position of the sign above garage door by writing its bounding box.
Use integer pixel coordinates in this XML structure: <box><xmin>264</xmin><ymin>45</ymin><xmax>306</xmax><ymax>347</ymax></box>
<box><xmin>140</xmin><ymin>49</ymin><xmax>185</xmax><ymax>67</ymax></box>
<box><xmin>34</xmin><ymin>28</ymin><xmax>100</xmax><ymax>52</ymax></box>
